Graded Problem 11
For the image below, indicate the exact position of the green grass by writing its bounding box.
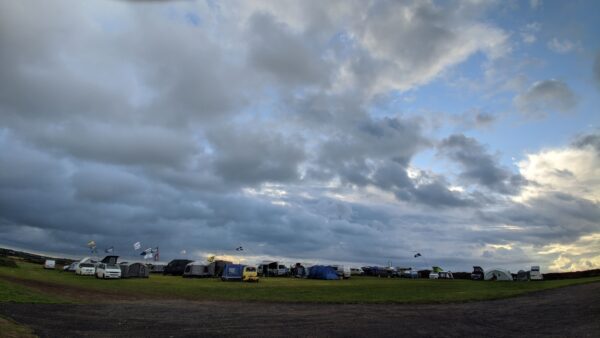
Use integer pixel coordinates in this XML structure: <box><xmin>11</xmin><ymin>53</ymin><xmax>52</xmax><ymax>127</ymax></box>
<box><xmin>1</xmin><ymin>262</ymin><xmax>599</xmax><ymax>304</ymax></box>
<box><xmin>0</xmin><ymin>279</ymin><xmax>65</xmax><ymax>304</ymax></box>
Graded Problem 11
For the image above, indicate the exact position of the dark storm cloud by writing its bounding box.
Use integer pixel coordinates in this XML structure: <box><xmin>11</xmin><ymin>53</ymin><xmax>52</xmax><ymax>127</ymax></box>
<box><xmin>514</xmin><ymin>79</ymin><xmax>577</xmax><ymax>118</ymax></box>
<box><xmin>207</xmin><ymin>126</ymin><xmax>306</xmax><ymax>185</ymax></box>
<box><xmin>438</xmin><ymin>134</ymin><xmax>525</xmax><ymax>195</ymax></box>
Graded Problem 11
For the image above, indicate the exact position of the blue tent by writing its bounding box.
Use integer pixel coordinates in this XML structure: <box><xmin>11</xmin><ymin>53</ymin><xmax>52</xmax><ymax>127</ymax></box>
<box><xmin>307</xmin><ymin>265</ymin><xmax>339</xmax><ymax>280</ymax></box>
<box><xmin>221</xmin><ymin>264</ymin><xmax>245</xmax><ymax>281</ymax></box>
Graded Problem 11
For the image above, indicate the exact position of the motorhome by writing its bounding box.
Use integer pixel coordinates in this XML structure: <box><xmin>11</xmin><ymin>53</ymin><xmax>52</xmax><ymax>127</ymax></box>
<box><xmin>530</xmin><ymin>266</ymin><xmax>543</xmax><ymax>280</ymax></box>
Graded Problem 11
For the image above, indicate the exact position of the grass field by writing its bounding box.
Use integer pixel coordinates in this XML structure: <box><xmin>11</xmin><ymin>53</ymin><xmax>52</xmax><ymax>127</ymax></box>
<box><xmin>1</xmin><ymin>261</ymin><xmax>599</xmax><ymax>304</ymax></box>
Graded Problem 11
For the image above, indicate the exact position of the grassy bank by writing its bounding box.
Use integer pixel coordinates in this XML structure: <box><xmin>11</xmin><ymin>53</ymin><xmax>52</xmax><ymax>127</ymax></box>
<box><xmin>1</xmin><ymin>262</ymin><xmax>599</xmax><ymax>304</ymax></box>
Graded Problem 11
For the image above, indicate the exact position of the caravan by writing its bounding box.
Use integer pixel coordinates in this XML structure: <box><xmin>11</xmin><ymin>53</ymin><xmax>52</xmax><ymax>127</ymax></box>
<box><xmin>530</xmin><ymin>266</ymin><xmax>543</xmax><ymax>280</ymax></box>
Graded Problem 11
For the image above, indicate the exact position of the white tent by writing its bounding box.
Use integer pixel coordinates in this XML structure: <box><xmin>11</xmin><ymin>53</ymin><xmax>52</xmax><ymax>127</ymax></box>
<box><xmin>484</xmin><ymin>268</ymin><xmax>513</xmax><ymax>281</ymax></box>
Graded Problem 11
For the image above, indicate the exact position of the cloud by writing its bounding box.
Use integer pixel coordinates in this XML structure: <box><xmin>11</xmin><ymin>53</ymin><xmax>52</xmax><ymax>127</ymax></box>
<box><xmin>514</xmin><ymin>79</ymin><xmax>577</xmax><ymax>118</ymax></box>
<box><xmin>245</xmin><ymin>12</ymin><xmax>330</xmax><ymax>87</ymax></box>
<box><xmin>520</xmin><ymin>22</ymin><xmax>540</xmax><ymax>44</ymax></box>
<box><xmin>438</xmin><ymin>134</ymin><xmax>525</xmax><ymax>194</ymax></box>
<box><xmin>208</xmin><ymin>126</ymin><xmax>306</xmax><ymax>185</ymax></box>
<box><xmin>517</xmin><ymin>135</ymin><xmax>600</xmax><ymax>202</ymax></box>
<box><xmin>547</xmin><ymin>38</ymin><xmax>580</xmax><ymax>54</ymax></box>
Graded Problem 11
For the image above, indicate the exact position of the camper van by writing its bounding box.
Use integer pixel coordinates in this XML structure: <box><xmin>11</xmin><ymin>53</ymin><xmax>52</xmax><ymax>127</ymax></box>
<box><xmin>44</xmin><ymin>260</ymin><xmax>56</xmax><ymax>269</ymax></box>
<box><xmin>257</xmin><ymin>261</ymin><xmax>289</xmax><ymax>277</ymax></box>
<box><xmin>95</xmin><ymin>263</ymin><xmax>122</xmax><ymax>279</ymax></box>
<box><xmin>530</xmin><ymin>266</ymin><xmax>543</xmax><ymax>280</ymax></box>
<box><xmin>331</xmin><ymin>265</ymin><xmax>352</xmax><ymax>279</ymax></box>
<box><xmin>242</xmin><ymin>266</ymin><xmax>259</xmax><ymax>282</ymax></box>
<box><xmin>76</xmin><ymin>262</ymin><xmax>96</xmax><ymax>276</ymax></box>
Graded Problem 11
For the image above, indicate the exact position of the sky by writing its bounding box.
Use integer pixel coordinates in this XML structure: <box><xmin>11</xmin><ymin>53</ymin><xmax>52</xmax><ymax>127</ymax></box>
<box><xmin>1</xmin><ymin>0</ymin><xmax>599</xmax><ymax>272</ymax></box>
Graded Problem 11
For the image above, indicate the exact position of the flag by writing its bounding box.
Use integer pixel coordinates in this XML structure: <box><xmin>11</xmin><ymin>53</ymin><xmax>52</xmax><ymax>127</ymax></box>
<box><xmin>235</xmin><ymin>246</ymin><xmax>243</xmax><ymax>251</ymax></box>
<box><xmin>153</xmin><ymin>247</ymin><xmax>159</xmax><ymax>261</ymax></box>
<box><xmin>87</xmin><ymin>240</ymin><xmax>96</xmax><ymax>248</ymax></box>
<box><xmin>144</xmin><ymin>252</ymin><xmax>153</xmax><ymax>259</ymax></box>
<box><xmin>180</xmin><ymin>250</ymin><xmax>187</xmax><ymax>255</ymax></box>
<box><xmin>414</xmin><ymin>253</ymin><xmax>421</xmax><ymax>258</ymax></box>
<box><xmin>104</xmin><ymin>246</ymin><xmax>114</xmax><ymax>254</ymax></box>
<box><xmin>133</xmin><ymin>242</ymin><xmax>141</xmax><ymax>250</ymax></box>
<box><xmin>140</xmin><ymin>248</ymin><xmax>154</xmax><ymax>256</ymax></box>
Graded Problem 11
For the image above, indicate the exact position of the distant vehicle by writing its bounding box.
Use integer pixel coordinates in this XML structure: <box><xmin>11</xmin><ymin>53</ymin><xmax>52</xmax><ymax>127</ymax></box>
<box><xmin>163</xmin><ymin>259</ymin><xmax>194</xmax><ymax>276</ymax></box>
<box><xmin>530</xmin><ymin>266</ymin><xmax>543</xmax><ymax>280</ymax></box>
<box><xmin>331</xmin><ymin>265</ymin><xmax>352</xmax><ymax>279</ymax></box>
<box><xmin>399</xmin><ymin>268</ymin><xmax>418</xmax><ymax>279</ymax></box>
<box><xmin>429</xmin><ymin>267</ymin><xmax>453</xmax><ymax>279</ymax></box>
<box><xmin>43</xmin><ymin>260</ymin><xmax>55</xmax><ymax>269</ymax></box>
<box><xmin>471</xmin><ymin>266</ymin><xmax>485</xmax><ymax>280</ymax></box>
<box><xmin>76</xmin><ymin>262</ymin><xmax>96</xmax><ymax>276</ymax></box>
<box><xmin>63</xmin><ymin>265</ymin><xmax>70</xmax><ymax>271</ymax></box>
<box><xmin>362</xmin><ymin>266</ymin><xmax>395</xmax><ymax>277</ymax></box>
<box><xmin>95</xmin><ymin>263</ymin><xmax>122</xmax><ymax>279</ymax></box>
<box><xmin>257</xmin><ymin>261</ymin><xmax>289</xmax><ymax>277</ymax></box>
<box><xmin>242</xmin><ymin>266</ymin><xmax>259</xmax><ymax>282</ymax></box>
<box><xmin>66</xmin><ymin>262</ymin><xmax>79</xmax><ymax>272</ymax></box>
<box><xmin>350</xmin><ymin>268</ymin><xmax>364</xmax><ymax>276</ymax></box>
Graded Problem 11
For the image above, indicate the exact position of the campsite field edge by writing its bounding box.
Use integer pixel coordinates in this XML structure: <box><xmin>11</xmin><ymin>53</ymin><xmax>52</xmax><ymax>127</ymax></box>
<box><xmin>2</xmin><ymin>263</ymin><xmax>600</xmax><ymax>305</ymax></box>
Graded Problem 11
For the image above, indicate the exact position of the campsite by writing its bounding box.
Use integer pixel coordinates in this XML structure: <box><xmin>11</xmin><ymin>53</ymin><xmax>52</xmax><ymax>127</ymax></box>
<box><xmin>1</xmin><ymin>252</ymin><xmax>600</xmax><ymax>337</ymax></box>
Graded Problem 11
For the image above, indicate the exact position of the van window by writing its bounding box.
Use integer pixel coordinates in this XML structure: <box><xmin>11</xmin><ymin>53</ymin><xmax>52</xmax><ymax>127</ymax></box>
<box><xmin>278</xmin><ymin>265</ymin><xmax>285</xmax><ymax>269</ymax></box>
<box><xmin>245</xmin><ymin>267</ymin><xmax>256</xmax><ymax>272</ymax></box>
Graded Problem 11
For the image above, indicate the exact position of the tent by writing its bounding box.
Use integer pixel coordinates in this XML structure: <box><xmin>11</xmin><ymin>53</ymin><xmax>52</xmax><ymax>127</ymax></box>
<box><xmin>147</xmin><ymin>262</ymin><xmax>166</xmax><ymax>273</ymax></box>
<box><xmin>484</xmin><ymin>268</ymin><xmax>513</xmax><ymax>281</ymax></box>
<box><xmin>208</xmin><ymin>260</ymin><xmax>232</xmax><ymax>277</ymax></box>
<box><xmin>307</xmin><ymin>265</ymin><xmax>339</xmax><ymax>280</ymax></box>
<box><xmin>119</xmin><ymin>262</ymin><xmax>149</xmax><ymax>278</ymax></box>
<box><xmin>183</xmin><ymin>262</ymin><xmax>212</xmax><ymax>278</ymax></box>
<box><xmin>221</xmin><ymin>264</ymin><xmax>245</xmax><ymax>281</ymax></box>
<box><xmin>516</xmin><ymin>270</ymin><xmax>530</xmax><ymax>281</ymax></box>
<box><xmin>291</xmin><ymin>263</ymin><xmax>307</xmax><ymax>278</ymax></box>
<box><xmin>100</xmin><ymin>255</ymin><xmax>119</xmax><ymax>265</ymax></box>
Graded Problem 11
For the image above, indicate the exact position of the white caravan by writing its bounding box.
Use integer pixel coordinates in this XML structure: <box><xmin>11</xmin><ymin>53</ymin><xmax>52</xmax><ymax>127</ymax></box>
<box><xmin>43</xmin><ymin>260</ymin><xmax>55</xmax><ymax>269</ymax></box>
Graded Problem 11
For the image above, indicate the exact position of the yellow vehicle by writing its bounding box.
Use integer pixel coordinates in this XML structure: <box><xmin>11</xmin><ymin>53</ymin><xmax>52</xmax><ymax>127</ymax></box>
<box><xmin>242</xmin><ymin>266</ymin><xmax>259</xmax><ymax>282</ymax></box>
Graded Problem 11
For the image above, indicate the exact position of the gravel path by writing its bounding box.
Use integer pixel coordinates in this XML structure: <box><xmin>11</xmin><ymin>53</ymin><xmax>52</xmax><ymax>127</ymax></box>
<box><xmin>1</xmin><ymin>282</ymin><xmax>599</xmax><ymax>337</ymax></box>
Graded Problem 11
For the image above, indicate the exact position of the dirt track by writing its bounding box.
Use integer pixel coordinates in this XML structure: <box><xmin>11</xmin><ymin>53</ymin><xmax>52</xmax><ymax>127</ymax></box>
<box><xmin>1</xmin><ymin>282</ymin><xmax>599</xmax><ymax>337</ymax></box>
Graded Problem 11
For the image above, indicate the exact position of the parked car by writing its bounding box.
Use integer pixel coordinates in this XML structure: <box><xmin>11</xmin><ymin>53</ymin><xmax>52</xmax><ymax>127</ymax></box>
<box><xmin>75</xmin><ymin>262</ymin><xmax>96</xmax><ymax>276</ymax></box>
<box><xmin>471</xmin><ymin>266</ymin><xmax>485</xmax><ymax>280</ymax></box>
<box><xmin>350</xmin><ymin>268</ymin><xmax>364</xmax><ymax>276</ymax></box>
<box><xmin>43</xmin><ymin>260</ymin><xmax>55</xmax><ymax>269</ymax></box>
<box><xmin>163</xmin><ymin>259</ymin><xmax>194</xmax><ymax>276</ymax></box>
<box><xmin>95</xmin><ymin>263</ymin><xmax>122</xmax><ymax>279</ymax></box>
<box><xmin>530</xmin><ymin>266</ymin><xmax>543</xmax><ymax>280</ymax></box>
<box><xmin>66</xmin><ymin>262</ymin><xmax>79</xmax><ymax>272</ymax></box>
